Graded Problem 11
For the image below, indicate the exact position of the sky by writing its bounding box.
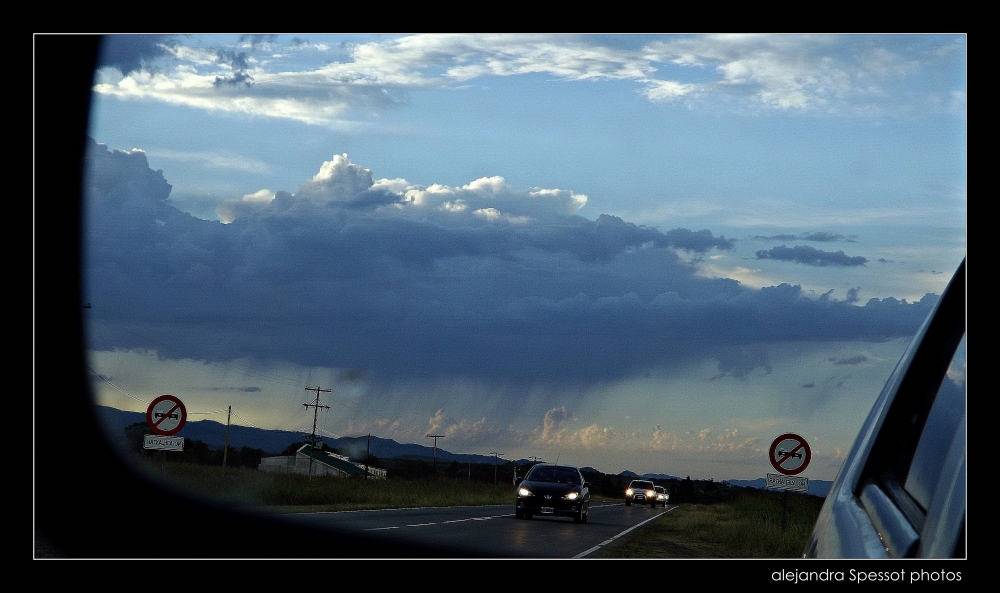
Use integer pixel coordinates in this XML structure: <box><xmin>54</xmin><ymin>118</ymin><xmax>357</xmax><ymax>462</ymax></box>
<box><xmin>82</xmin><ymin>34</ymin><xmax>966</xmax><ymax>481</ymax></box>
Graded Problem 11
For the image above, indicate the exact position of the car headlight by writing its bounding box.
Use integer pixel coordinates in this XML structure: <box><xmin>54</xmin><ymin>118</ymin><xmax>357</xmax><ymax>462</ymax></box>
<box><xmin>647</xmin><ymin>490</ymin><xmax>655</xmax><ymax>496</ymax></box>
<box><xmin>625</xmin><ymin>488</ymin><xmax>634</xmax><ymax>496</ymax></box>
<box><xmin>518</xmin><ymin>487</ymin><xmax>533</xmax><ymax>497</ymax></box>
<box><xmin>564</xmin><ymin>491</ymin><xmax>579</xmax><ymax>500</ymax></box>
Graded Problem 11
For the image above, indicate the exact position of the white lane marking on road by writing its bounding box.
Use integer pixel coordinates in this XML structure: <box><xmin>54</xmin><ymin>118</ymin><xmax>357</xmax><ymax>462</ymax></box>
<box><xmin>573</xmin><ymin>505</ymin><xmax>680</xmax><ymax>559</ymax></box>
<box><xmin>369</xmin><ymin>513</ymin><xmax>510</xmax><ymax>530</ymax></box>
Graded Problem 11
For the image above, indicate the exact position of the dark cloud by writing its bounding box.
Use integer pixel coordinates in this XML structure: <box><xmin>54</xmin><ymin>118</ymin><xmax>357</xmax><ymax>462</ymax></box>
<box><xmin>753</xmin><ymin>234</ymin><xmax>798</xmax><ymax>241</ymax></box>
<box><xmin>829</xmin><ymin>355</ymin><xmax>868</xmax><ymax>366</ymax></box>
<box><xmin>800</xmin><ymin>232</ymin><xmax>847</xmax><ymax>242</ymax></box>
<box><xmin>97</xmin><ymin>35</ymin><xmax>176</xmax><ymax>75</ymax></box>
<box><xmin>663</xmin><ymin>228</ymin><xmax>736</xmax><ymax>253</ymax></box>
<box><xmin>752</xmin><ymin>232</ymin><xmax>851</xmax><ymax>243</ymax></box>
<box><xmin>709</xmin><ymin>348</ymin><xmax>772</xmax><ymax>381</ymax></box>
<box><xmin>84</xmin><ymin>139</ymin><xmax>938</xmax><ymax>387</ymax></box>
<box><xmin>240</xmin><ymin>35</ymin><xmax>278</xmax><ymax>49</ymax></box>
<box><xmin>214</xmin><ymin>49</ymin><xmax>254</xmax><ymax>87</ymax></box>
<box><xmin>339</xmin><ymin>369</ymin><xmax>367</xmax><ymax>382</ymax></box>
<box><xmin>755</xmin><ymin>245</ymin><xmax>868</xmax><ymax>267</ymax></box>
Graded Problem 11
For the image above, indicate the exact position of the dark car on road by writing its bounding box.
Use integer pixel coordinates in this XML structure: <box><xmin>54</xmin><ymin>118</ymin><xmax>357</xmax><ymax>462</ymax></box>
<box><xmin>515</xmin><ymin>463</ymin><xmax>591</xmax><ymax>523</ymax></box>
<box><xmin>804</xmin><ymin>258</ymin><xmax>965</xmax><ymax>558</ymax></box>
<box><xmin>625</xmin><ymin>479</ymin><xmax>656</xmax><ymax>507</ymax></box>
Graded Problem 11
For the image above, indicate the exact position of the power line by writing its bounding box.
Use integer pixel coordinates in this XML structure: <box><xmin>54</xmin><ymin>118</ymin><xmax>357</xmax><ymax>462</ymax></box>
<box><xmin>87</xmin><ymin>366</ymin><xmax>149</xmax><ymax>406</ymax></box>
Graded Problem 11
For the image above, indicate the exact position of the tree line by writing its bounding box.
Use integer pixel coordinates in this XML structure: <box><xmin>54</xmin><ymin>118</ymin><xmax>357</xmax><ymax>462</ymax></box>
<box><xmin>123</xmin><ymin>422</ymin><xmax>786</xmax><ymax>504</ymax></box>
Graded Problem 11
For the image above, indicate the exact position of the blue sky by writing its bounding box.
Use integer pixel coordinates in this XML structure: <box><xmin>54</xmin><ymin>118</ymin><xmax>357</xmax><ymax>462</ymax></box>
<box><xmin>83</xmin><ymin>34</ymin><xmax>965</xmax><ymax>480</ymax></box>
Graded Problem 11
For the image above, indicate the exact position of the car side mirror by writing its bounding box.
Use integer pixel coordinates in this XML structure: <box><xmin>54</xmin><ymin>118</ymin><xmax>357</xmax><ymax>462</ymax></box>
<box><xmin>584</xmin><ymin>482</ymin><xmax>591</xmax><ymax>489</ymax></box>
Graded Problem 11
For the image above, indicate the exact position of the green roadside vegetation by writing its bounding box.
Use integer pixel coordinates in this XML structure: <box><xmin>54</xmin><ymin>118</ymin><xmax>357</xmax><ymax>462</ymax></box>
<box><xmin>128</xmin><ymin>457</ymin><xmax>619</xmax><ymax>512</ymax></box>
<box><xmin>599</xmin><ymin>489</ymin><xmax>823</xmax><ymax>558</ymax></box>
<box><xmin>126</xmin><ymin>456</ymin><xmax>821</xmax><ymax>558</ymax></box>
<box><xmin>120</xmin><ymin>424</ymin><xmax>822</xmax><ymax>558</ymax></box>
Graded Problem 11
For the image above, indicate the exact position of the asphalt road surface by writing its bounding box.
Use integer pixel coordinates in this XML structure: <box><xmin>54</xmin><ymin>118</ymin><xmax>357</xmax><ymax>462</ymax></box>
<box><xmin>275</xmin><ymin>502</ymin><xmax>677</xmax><ymax>558</ymax></box>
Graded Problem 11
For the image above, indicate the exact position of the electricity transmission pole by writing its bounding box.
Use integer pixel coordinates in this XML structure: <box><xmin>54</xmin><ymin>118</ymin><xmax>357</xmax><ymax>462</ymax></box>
<box><xmin>488</xmin><ymin>451</ymin><xmax>504</xmax><ymax>484</ymax></box>
<box><xmin>304</xmin><ymin>386</ymin><xmax>331</xmax><ymax>478</ymax></box>
<box><xmin>518</xmin><ymin>456</ymin><xmax>544</xmax><ymax>483</ymax></box>
<box><xmin>426</xmin><ymin>434</ymin><xmax>445</xmax><ymax>478</ymax></box>
<box><xmin>222</xmin><ymin>406</ymin><xmax>232</xmax><ymax>467</ymax></box>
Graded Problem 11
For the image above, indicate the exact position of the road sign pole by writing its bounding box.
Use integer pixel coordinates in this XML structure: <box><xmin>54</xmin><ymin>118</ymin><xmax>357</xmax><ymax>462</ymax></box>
<box><xmin>768</xmin><ymin>433</ymin><xmax>811</xmax><ymax>533</ymax></box>
<box><xmin>782</xmin><ymin>489</ymin><xmax>788</xmax><ymax>532</ymax></box>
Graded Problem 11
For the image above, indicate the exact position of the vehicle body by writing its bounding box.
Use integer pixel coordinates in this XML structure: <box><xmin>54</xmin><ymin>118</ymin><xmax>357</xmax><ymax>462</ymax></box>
<box><xmin>803</xmin><ymin>258</ymin><xmax>966</xmax><ymax>558</ymax></box>
<box><xmin>625</xmin><ymin>479</ymin><xmax>656</xmax><ymax>507</ymax></box>
<box><xmin>654</xmin><ymin>486</ymin><xmax>669</xmax><ymax>507</ymax></box>
<box><xmin>515</xmin><ymin>463</ymin><xmax>591</xmax><ymax>523</ymax></box>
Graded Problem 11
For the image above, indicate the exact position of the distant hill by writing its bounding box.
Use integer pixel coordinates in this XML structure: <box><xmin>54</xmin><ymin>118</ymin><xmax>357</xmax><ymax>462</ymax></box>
<box><xmin>96</xmin><ymin>406</ymin><xmax>307</xmax><ymax>455</ymax></box>
<box><xmin>642</xmin><ymin>472</ymin><xmax>684</xmax><ymax>481</ymax></box>
<box><xmin>95</xmin><ymin>405</ymin><xmax>830</xmax><ymax>495</ymax></box>
<box><xmin>95</xmin><ymin>405</ymin><xmax>496</xmax><ymax>464</ymax></box>
<box><xmin>725</xmin><ymin>477</ymin><xmax>832</xmax><ymax>498</ymax></box>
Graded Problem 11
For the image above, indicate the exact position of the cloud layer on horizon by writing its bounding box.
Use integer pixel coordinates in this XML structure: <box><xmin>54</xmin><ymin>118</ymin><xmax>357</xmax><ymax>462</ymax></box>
<box><xmin>83</xmin><ymin>138</ymin><xmax>940</xmax><ymax>393</ymax></box>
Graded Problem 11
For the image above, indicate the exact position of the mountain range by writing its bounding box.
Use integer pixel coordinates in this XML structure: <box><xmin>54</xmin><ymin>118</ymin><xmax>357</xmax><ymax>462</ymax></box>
<box><xmin>96</xmin><ymin>405</ymin><xmax>831</xmax><ymax>496</ymax></box>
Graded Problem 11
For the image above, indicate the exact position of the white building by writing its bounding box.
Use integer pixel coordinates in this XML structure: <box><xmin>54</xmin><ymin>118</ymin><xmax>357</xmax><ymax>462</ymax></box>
<box><xmin>258</xmin><ymin>444</ymin><xmax>387</xmax><ymax>479</ymax></box>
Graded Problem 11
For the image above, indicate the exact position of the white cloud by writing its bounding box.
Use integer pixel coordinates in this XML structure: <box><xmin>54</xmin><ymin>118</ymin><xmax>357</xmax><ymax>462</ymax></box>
<box><xmin>93</xmin><ymin>34</ymin><xmax>964</xmax><ymax>128</ymax></box>
<box><xmin>643</xmin><ymin>79</ymin><xmax>701</xmax><ymax>102</ymax></box>
<box><xmin>216</xmin><ymin>189</ymin><xmax>276</xmax><ymax>224</ymax></box>
<box><xmin>148</xmin><ymin>149</ymin><xmax>275</xmax><ymax>174</ymax></box>
<box><xmin>295</xmin><ymin>153</ymin><xmax>374</xmax><ymax>203</ymax></box>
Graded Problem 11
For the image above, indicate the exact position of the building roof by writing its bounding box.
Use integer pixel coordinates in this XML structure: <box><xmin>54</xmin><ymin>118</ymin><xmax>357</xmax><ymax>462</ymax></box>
<box><xmin>297</xmin><ymin>445</ymin><xmax>368</xmax><ymax>476</ymax></box>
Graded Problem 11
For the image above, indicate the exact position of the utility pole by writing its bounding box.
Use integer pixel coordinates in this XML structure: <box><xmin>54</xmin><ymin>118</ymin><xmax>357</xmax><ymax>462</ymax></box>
<box><xmin>365</xmin><ymin>433</ymin><xmax>371</xmax><ymax>479</ymax></box>
<box><xmin>488</xmin><ymin>451</ymin><xmax>504</xmax><ymax>484</ymax></box>
<box><xmin>521</xmin><ymin>456</ymin><xmax>544</xmax><ymax>483</ymax></box>
<box><xmin>304</xmin><ymin>386</ymin><xmax>331</xmax><ymax>479</ymax></box>
<box><xmin>222</xmin><ymin>405</ymin><xmax>232</xmax><ymax>467</ymax></box>
<box><xmin>426</xmin><ymin>434</ymin><xmax>445</xmax><ymax>478</ymax></box>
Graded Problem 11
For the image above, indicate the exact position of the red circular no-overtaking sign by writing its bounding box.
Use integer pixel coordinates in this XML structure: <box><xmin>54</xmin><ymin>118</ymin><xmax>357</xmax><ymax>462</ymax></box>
<box><xmin>146</xmin><ymin>395</ymin><xmax>187</xmax><ymax>436</ymax></box>
<box><xmin>769</xmin><ymin>433</ymin><xmax>811</xmax><ymax>476</ymax></box>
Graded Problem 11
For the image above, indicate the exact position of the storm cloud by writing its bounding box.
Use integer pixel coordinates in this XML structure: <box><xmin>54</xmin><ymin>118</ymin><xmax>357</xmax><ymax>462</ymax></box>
<box><xmin>755</xmin><ymin>245</ymin><xmax>868</xmax><ymax>267</ymax></box>
<box><xmin>84</xmin><ymin>138</ymin><xmax>936</xmax><ymax>389</ymax></box>
<box><xmin>752</xmin><ymin>232</ymin><xmax>853</xmax><ymax>243</ymax></box>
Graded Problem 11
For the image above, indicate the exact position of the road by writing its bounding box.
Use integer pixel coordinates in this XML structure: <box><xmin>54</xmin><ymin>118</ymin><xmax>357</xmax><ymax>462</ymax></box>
<box><xmin>275</xmin><ymin>502</ymin><xmax>677</xmax><ymax>558</ymax></box>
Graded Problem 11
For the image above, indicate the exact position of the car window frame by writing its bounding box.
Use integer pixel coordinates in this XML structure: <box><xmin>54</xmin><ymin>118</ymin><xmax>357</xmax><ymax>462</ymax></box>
<box><xmin>804</xmin><ymin>258</ymin><xmax>965</xmax><ymax>559</ymax></box>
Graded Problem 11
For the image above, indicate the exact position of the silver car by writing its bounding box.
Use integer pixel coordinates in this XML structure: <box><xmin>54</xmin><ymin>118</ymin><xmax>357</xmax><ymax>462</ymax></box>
<box><xmin>654</xmin><ymin>486</ymin><xmax>669</xmax><ymax>508</ymax></box>
<box><xmin>803</xmin><ymin>258</ymin><xmax>965</xmax><ymax>558</ymax></box>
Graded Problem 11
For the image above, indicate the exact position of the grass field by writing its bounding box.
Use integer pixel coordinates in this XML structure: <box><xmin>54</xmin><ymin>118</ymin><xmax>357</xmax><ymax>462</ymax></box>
<box><xmin>133</xmin><ymin>458</ymin><xmax>821</xmax><ymax>558</ymax></box>
<box><xmin>599</xmin><ymin>488</ymin><xmax>823</xmax><ymax>558</ymax></box>
<box><xmin>132</xmin><ymin>457</ymin><xmax>518</xmax><ymax>511</ymax></box>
